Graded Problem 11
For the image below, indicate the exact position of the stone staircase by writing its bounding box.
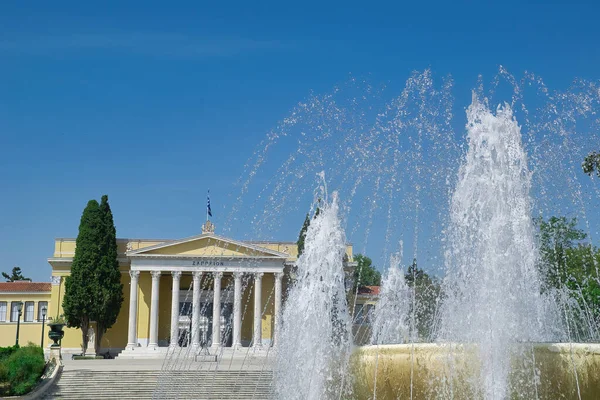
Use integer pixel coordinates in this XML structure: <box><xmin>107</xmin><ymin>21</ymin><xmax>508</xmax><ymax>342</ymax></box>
<box><xmin>43</xmin><ymin>369</ymin><xmax>274</xmax><ymax>399</ymax></box>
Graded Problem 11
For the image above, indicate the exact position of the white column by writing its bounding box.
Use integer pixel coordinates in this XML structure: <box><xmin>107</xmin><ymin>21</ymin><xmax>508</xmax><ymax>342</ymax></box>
<box><xmin>191</xmin><ymin>271</ymin><xmax>202</xmax><ymax>348</ymax></box>
<box><xmin>232</xmin><ymin>272</ymin><xmax>243</xmax><ymax>348</ymax></box>
<box><xmin>126</xmin><ymin>270</ymin><xmax>140</xmax><ymax>350</ymax></box>
<box><xmin>170</xmin><ymin>271</ymin><xmax>182</xmax><ymax>347</ymax></box>
<box><xmin>211</xmin><ymin>272</ymin><xmax>223</xmax><ymax>349</ymax></box>
<box><xmin>273</xmin><ymin>272</ymin><xmax>283</xmax><ymax>347</ymax></box>
<box><xmin>253</xmin><ymin>272</ymin><xmax>264</xmax><ymax>348</ymax></box>
<box><xmin>148</xmin><ymin>270</ymin><xmax>161</xmax><ymax>349</ymax></box>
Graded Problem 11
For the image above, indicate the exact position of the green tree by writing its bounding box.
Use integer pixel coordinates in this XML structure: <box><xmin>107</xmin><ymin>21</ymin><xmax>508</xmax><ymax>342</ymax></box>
<box><xmin>405</xmin><ymin>259</ymin><xmax>441</xmax><ymax>341</ymax></box>
<box><xmin>583</xmin><ymin>151</ymin><xmax>600</xmax><ymax>178</ymax></box>
<box><xmin>353</xmin><ymin>254</ymin><xmax>381</xmax><ymax>291</ymax></box>
<box><xmin>535</xmin><ymin>216</ymin><xmax>587</xmax><ymax>290</ymax></box>
<box><xmin>94</xmin><ymin>195</ymin><xmax>124</xmax><ymax>352</ymax></box>
<box><xmin>297</xmin><ymin>213</ymin><xmax>310</xmax><ymax>257</ymax></box>
<box><xmin>62</xmin><ymin>199</ymin><xmax>103</xmax><ymax>355</ymax></box>
<box><xmin>1</xmin><ymin>267</ymin><xmax>28</xmax><ymax>282</ymax></box>
<box><xmin>536</xmin><ymin>216</ymin><xmax>600</xmax><ymax>338</ymax></box>
<box><xmin>297</xmin><ymin>202</ymin><xmax>322</xmax><ymax>257</ymax></box>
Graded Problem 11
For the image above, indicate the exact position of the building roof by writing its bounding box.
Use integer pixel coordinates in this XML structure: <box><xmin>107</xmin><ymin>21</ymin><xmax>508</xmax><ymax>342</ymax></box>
<box><xmin>0</xmin><ymin>281</ymin><xmax>52</xmax><ymax>293</ymax></box>
<box><xmin>357</xmin><ymin>285</ymin><xmax>380</xmax><ymax>296</ymax></box>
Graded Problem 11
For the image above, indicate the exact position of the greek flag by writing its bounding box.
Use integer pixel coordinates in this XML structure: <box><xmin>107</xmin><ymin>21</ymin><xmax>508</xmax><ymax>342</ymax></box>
<box><xmin>207</xmin><ymin>191</ymin><xmax>212</xmax><ymax>218</ymax></box>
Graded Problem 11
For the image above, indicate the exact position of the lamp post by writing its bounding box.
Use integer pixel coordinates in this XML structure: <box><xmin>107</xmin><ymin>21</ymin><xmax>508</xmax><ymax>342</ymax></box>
<box><xmin>15</xmin><ymin>301</ymin><xmax>23</xmax><ymax>346</ymax></box>
<box><xmin>40</xmin><ymin>305</ymin><xmax>47</xmax><ymax>348</ymax></box>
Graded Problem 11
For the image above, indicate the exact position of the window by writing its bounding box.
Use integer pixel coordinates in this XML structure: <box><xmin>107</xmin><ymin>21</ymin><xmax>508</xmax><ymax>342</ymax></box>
<box><xmin>37</xmin><ymin>301</ymin><xmax>48</xmax><ymax>322</ymax></box>
<box><xmin>24</xmin><ymin>301</ymin><xmax>34</xmax><ymax>322</ymax></box>
<box><xmin>10</xmin><ymin>302</ymin><xmax>21</xmax><ymax>322</ymax></box>
<box><xmin>0</xmin><ymin>302</ymin><xmax>6</xmax><ymax>322</ymax></box>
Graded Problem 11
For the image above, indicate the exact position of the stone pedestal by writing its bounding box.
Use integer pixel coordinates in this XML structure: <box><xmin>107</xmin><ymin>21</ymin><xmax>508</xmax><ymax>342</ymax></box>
<box><xmin>49</xmin><ymin>346</ymin><xmax>61</xmax><ymax>362</ymax></box>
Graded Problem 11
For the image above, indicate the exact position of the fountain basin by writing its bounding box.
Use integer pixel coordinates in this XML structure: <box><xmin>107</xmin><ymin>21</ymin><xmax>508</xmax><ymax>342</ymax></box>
<box><xmin>351</xmin><ymin>343</ymin><xmax>600</xmax><ymax>399</ymax></box>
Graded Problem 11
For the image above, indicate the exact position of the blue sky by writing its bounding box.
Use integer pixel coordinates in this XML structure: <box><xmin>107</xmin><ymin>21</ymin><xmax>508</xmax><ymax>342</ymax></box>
<box><xmin>1</xmin><ymin>1</ymin><xmax>599</xmax><ymax>282</ymax></box>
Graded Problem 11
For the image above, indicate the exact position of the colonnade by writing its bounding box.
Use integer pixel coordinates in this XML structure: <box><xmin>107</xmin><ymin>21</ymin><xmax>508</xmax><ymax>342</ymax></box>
<box><xmin>125</xmin><ymin>270</ymin><xmax>284</xmax><ymax>351</ymax></box>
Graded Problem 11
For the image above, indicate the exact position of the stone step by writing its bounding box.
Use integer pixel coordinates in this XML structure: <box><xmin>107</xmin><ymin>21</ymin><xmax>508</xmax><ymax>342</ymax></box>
<box><xmin>43</xmin><ymin>369</ymin><xmax>273</xmax><ymax>399</ymax></box>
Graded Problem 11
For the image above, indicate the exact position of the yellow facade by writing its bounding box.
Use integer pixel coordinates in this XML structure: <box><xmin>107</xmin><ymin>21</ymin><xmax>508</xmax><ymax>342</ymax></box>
<box><xmin>0</xmin><ymin>290</ymin><xmax>50</xmax><ymax>348</ymax></box>
<box><xmin>1</xmin><ymin>231</ymin><xmax>355</xmax><ymax>355</ymax></box>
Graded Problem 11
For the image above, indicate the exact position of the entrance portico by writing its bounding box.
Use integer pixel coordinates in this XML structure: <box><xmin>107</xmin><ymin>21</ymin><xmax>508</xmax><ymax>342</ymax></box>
<box><xmin>121</xmin><ymin>222</ymin><xmax>287</xmax><ymax>357</ymax></box>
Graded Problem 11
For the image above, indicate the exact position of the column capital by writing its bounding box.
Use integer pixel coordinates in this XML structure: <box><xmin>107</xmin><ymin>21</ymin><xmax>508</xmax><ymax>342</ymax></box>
<box><xmin>213</xmin><ymin>271</ymin><xmax>223</xmax><ymax>279</ymax></box>
<box><xmin>171</xmin><ymin>271</ymin><xmax>182</xmax><ymax>279</ymax></box>
<box><xmin>150</xmin><ymin>270</ymin><xmax>162</xmax><ymax>279</ymax></box>
<box><xmin>275</xmin><ymin>272</ymin><xmax>284</xmax><ymax>280</ymax></box>
<box><xmin>129</xmin><ymin>270</ymin><xmax>140</xmax><ymax>279</ymax></box>
<box><xmin>193</xmin><ymin>271</ymin><xmax>203</xmax><ymax>279</ymax></box>
<box><xmin>254</xmin><ymin>272</ymin><xmax>264</xmax><ymax>279</ymax></box>
<box><xmin>233</xmin><ymin>272</ymin><xmax>244</xmax><ymax>280</ymax></box>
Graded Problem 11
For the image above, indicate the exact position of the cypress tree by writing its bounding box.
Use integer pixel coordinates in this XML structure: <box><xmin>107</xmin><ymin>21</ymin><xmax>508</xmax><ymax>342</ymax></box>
<box><xmin>63</xmin><ymin>200</ymin><xmax>103</xmax><ymax>355</ymax></box>
<box><xmin>94</xmin><ymin>195</ymin><xmax>124</xmax><ymax>352</ymax></box>
<box><xmin>297</xmin><ymin>213</ymin><xmax>310</xmax><ymax>256</ymax></box>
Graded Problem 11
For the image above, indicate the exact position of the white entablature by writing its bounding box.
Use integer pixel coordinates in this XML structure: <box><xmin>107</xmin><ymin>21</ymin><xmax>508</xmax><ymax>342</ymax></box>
<box><xmin>126</xmin><ymin>232</ymin><xmax>287</xmax><ymax>273</ymax></box>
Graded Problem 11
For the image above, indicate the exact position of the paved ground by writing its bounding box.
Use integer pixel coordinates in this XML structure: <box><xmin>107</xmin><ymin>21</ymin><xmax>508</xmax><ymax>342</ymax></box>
<box><xmin>61</xmin><ymin>348</ymin><xmax>275</xmax><ymax>371</ymax></box>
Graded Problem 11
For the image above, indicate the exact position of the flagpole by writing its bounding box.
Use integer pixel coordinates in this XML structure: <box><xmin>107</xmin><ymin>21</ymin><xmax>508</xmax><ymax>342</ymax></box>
<box><xmin>207</xmin><ymin>190</ymin><xmax>209</xmax><ymax>222</ymax></box>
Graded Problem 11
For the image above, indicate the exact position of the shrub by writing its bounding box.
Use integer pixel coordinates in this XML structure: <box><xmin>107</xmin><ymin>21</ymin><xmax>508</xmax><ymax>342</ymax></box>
<box><xmin>0</xmin><ymin>345</ymin><xmax>19</xmax><ymax>361</ymax></box>
<box><xmin>4</xmin><ymin>344</ymin><xmax>45</xmax><ymax>395</ymax></box>
<box><xmin>0</xmin><ymin>361</ymin><xmax>7</xmax><ymax>381</ymax></box>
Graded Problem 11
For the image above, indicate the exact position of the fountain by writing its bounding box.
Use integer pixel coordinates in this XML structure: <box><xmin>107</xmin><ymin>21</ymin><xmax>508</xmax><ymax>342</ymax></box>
<box><xmin>157</xmin><ymin>69</ymin><xmax>600</xmax><ymax>399</ymax></box>
<box><xmin>370</xmin><ymin>251</ymin><xmax>410</xmax><ymax>345</ymax></box>
<box><xmin>274</xmin><ymin>185</ymin><xmax>353</xmax><ymax>400</ymax></box>
<box><xmin>351</xmin><ymin>95</ymin><xmax>600</xmax><ymax>399</ymax></box>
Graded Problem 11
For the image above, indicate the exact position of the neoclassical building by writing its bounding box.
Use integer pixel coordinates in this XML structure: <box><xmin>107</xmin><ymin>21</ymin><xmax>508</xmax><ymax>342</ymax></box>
<box><xmin>39</xmin><ymin>221</ymin><xmax>355</xmax><ymax>357</ymax></box>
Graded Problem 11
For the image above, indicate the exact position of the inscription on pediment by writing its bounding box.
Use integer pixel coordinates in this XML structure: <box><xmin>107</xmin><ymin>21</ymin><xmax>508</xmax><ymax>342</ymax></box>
<box><xmin>191</xmin><ymin>260</ymin><xmax>225</xmax><ymax>267</ymax></box>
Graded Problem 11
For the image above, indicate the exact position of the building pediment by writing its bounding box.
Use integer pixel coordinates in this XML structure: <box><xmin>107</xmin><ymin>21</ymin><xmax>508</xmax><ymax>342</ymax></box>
<box><xmin>127</xmin><ymin>233</ymin><xmax>289</xmax><ymax>259</ymax></box>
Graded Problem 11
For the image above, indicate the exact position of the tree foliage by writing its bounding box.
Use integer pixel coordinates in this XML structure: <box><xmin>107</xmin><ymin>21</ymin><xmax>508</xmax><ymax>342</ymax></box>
<box><xmin>94</xmin><ymin>195</ymin><xmax>123</xmax><ymax>351</ymax></box>
<box><xmin>296</xmin><ymin>213</ymin><xmax>310</xmax><ymax>257</ymax></box>
<box><xmin>1</xmin><ymin>267</ymin><xmax>28</xmax><ymax>282</ymax></box>
<box><xmin>63</xmin><ymin>195</ymin><xmax>123</xmax><ymax>354</ymax></box>
<box><xmin>405</xmin><ymin>259</ymin><xmax>441</xmax><ymax>341</ymax></box>
<box><xmin>535</xmin><ymin>216</ymin><xmax>600</xmax><ymax>338</ymax></box>
<box><xmin>352</xmin><ymin>254</ymin><xmax>381</xmax><ymax>291</ymax></box>
<box><xmin>535</xmin><ymin>216</ymin><xmax>587</xmax><ymax>289</ymax></box>
<box><xmin>63</xmin><ymin>199</ymin><xmax>102</xmax><ymax>354</ymax></box>
<box><xmin>583</xmin><ymin>151</ymin><xmax>600</xmax><ymax>178</ymax></box>
<box><xmin>297</xmin><ymin>203</ymin><xmax>322</xmax><ymax>257</ymax></box>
